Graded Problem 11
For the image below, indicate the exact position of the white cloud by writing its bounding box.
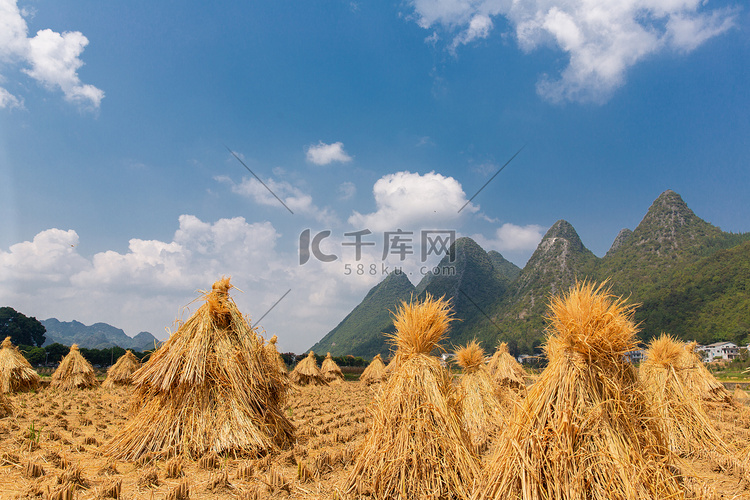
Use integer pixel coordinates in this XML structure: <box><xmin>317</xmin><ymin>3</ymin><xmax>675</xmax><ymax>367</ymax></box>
<box><xmin>219</xmin><ymin>175</ymin><xmax>338</xmax><ymax>224</ymax></box>
<box><xmin>348</xmin><ymin>171</ymin><xmax>478</xmax><ymax>232</ymax></box>
<box><xmin>470</xmin><ymin>222</ymin><xmax>546</xmax><ymax>266</ymax></box>
<box><xmin>306</xmin><ymin>141</ymin><xmax>353</xmax><ymax>165</ymax></box>
<box><xmin>71</xmin><ymin>215</ymin><xmax>280</xmax><ymax>291</ymax></box>
<box><xmin>666</xmin><ymin>9</ymin><xmax>735</xmax><ymax>53</ymax></box>
<box><xmin>0</xmin><ymin>217</ymin><xmax>308</xmax><ymax>347</ymax></box>
<box><xmin>338</xmin><ymin>181</ymin><xmax>357</xmax><ymax>200</ymax></box>
<box><xmin>0</xmin><ymin>0</ymin><xmax>103</xmax><ymax>109</ymax></box>
<box><xmin>410</xmin><ymin>0</ymin><xmax>506</xmax><ymax>29</ymax></box>
<box><xmin>475</xmin><ymin>223</ymin><xmax>545</xmax><ymax>251</ymax></box>
<box><xmin>408</xmin><ymin>0</ymin><xmax>736</xmax><ymax>103</ymax></box>
<box><xmin>0</xmin><ymin>216</ymin><xmax>409</xmax><ymax>353</ymax></box>
<box><xmin>0</xmin><ymin>86</ymin><xmax>22</xmax><ymax>108</ymax></box>
<box><xmin>0</xmin><ymin>228</ymin><xmax>90</xmax><ymax>285</ymax></box>
<box><xmin>451</xmin><ymin>14</ymin><xmax>494</xmax><ymax>51</ymax></box>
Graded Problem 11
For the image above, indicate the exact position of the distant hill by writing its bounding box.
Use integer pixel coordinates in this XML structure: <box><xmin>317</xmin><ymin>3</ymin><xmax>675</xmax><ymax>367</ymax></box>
<box><xmin>313</xmin><ymin>238</ymin><xmax>516</xmax><ymax>357</ymax></box>
<box><xmin>606</xmin><ymin>228</ymin><xmax>632</xmax><ymax>256</ymax></box>
<box><xmin>310</xmin><ymin>271</ymin><xmax>416</xmax><ymax>358</ymax></box>
<box><xmin>487</xmin><ymin>250</ymin><xmax>521</xmax><ymax>281</ymax></box>
<box><xmin>414</xmin><ymin>237</ymin><xmax>510</xmax><ymax>347</ymax></box>
<box><xmin>41</xmin><ymin>318</ymin><xmax>160</xmax><ymax>351</ymax></box>
<box><xmin>599</xmin><ymin>190</ymin><xmax>729</xmax><ymax>294</ymax></box>
<box><xmin>310</xmin><ymin>189</ymin><xmax>750</xmax><ymax>358</ymax></box>
<box><xmin>634</xmin><ymin>240</ymin><xmax>750</xmax><ymax>345</ymax></box>
<box><xmin>486</xmin><ymin>219</ymin><xmax>598</xmax><ymax>354</ymax></box>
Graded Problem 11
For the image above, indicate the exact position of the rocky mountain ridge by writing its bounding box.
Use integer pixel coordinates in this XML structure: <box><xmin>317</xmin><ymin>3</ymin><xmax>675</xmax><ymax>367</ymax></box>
<box><xmin>311</xmin><ymin>190</ymin><xmax>750</xmax><ymax>357</ymax></box>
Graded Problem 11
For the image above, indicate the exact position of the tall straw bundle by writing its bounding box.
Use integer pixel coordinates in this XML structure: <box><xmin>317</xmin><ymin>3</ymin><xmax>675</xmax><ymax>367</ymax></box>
<box><xmin>476</xmin><ymin>282</ymin><xmax>684</xmax><ymax>500</ymax></box>
<box><xmin>51</xmin><ymin>344</ymin><xmax>98</xmax><ymax>390</ymax></box>
<box><xmin>734</xmin><ymin>386</ymin><xmax>750</xmax><ymax>404</ymax></box>
<box><xmin>639</xmin><ymin>334</ymin><xmax>729</xmax><ymax>458</ymax></box>
<box><xmin>345</xmin><ymin>295</ymin><xmax>478</xmax><ymax>500</ymax></box>
<box><xmin>263</xmin><ymin>335</ymin><xmax>291</xmax><ymax>407</ymax></box>
<box><xmin>680</xmin><ymin>341</ymin><xmax>731</xmax><ymax>403</ymax></box>
<box><xmin>454</xmin><ymin>340</ymin><xmax>507</xmax><ymax>454</ymax></box>
<box><xmin>321</xmin><ymin>352</ymin><xmax>344</xmax><ymax>384</ymax></box>
<box><xmin>264</xmin><ymin>335</ymin><xmax>286</xmax><ymax>373</ymax></box>
<box><xmin>381</xmin><ymin>352</ymin><xmax>403</xmax><ymax>382</ymax></box>
<box><xmin>486</xmin><ymin>342</ymin><xmax>525</xmax><ymax>391</ymax></box>
<box><xmin>102</xmin><ymin>350</ymin><xmax>141</xmax><ymax>389</ymax></box>
<box><xmin>0</xmin><ymin>336</ymin><xmax>41</xmax><ymax>393</ymax></box>
<box><xmin>103</xmin><ymin>278</ymin><xmax>294</xmax><ymax>460</ymax></box>
<box><xmin>359</xmin><ymin>354</ymin><xmax>386</xmax><ymax>385</ymax></box>
<box><xmin>289</xmin><ymin>351</ymin><xmax>328</xmax><ymax>386</ymax></box>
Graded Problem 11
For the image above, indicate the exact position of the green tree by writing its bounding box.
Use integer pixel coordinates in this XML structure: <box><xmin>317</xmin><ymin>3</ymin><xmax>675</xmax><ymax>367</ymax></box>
<box><xmin>45</xmin><ymin>343</ymin><xmax>70</xmax><ymax>364</ymax></box>
<box><xmin>18</xmin><ymin>345</ymin><xmax>46</xmax><ymax>365</ymax></box>
<box><xmin>0</xmin><ymin>307</ymin><xmax>46</xmax><ymax>346</ymax></box>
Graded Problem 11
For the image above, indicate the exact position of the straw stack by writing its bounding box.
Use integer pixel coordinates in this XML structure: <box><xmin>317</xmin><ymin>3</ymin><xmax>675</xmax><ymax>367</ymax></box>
<box><xmin>0</xmin><ymin>392</ymin><xmax>12</xmax><ymax>417</ymax></box>
<box><xmin>381</xmin><ymin>352</ymin><xmax>403</xmax><ymax>382</ymax></box>
<box><xmin>321</xmin><ymin>352</ymin><xmax>345</xmax><ymax>384</ymax></box>
<box><xmin>454</xmin><ymin>340</ymin><xmax>507</xmax><ymax>454</ymax></box>
<box><xmin>680</xmin><ymin>341</ymin><xmax>731</xmax><ymax>403</ymax></box>
<box><xmin>0</xmin><ymin>336</ymin><xmax>41</xmax><ymax>393</ymax></box>
<box><xmin>264</xmin><ymin>335</ymin><xmax>286</xmax><ymax>374</ymax></box>
<box><xmin>640</xmin><ymin>334</ymin><xmax>729</xmax><ymax>458</ymax></box>
<box><xmin>486</xmin><ymin>342</ymin><xmax>525</xmax><ymax>391</ymax></box>
<box><xmin>476</xmin><ymin>282</ymin><xmax>684</xmax><ymax>500</ymax></box>
<box><xmin>51</xmin><ymin>344</ymin><xmax>98</xmax><ymax>390</ymax></box>
<box><xmin>734</xmin><ymin>386</ymin><xmax>750</xmax><ymax>404</ymax></box>
<box><xmin>345</xmin><ymin>295</ymin><xmax>478</xmax><ymax>500</ymax></box>
<box><xmin>359</xmin><ymin>354</ymin><xmax>386</xmax><ymax>385</ymax></box>
<box><xmin>102</xmin><ymin>350</ymin><xmax>141</xmax><ymax>389</ymax></box>
<box><xmin>263</xmin><ymin>335</ymin><xmax>291</xmax><ymax>407</ymax></box>
<box><xmin>290</xmin><ymin>351</ymin><xmax>328</xmax><ymax>386</ymax></box>
<box><xmin>103</xmin><ymin>277</ymin><xmax>294</xmax><ymax>460</ymax></box>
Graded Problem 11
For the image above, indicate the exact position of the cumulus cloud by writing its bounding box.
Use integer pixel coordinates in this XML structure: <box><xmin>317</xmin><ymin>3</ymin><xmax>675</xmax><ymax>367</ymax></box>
<box><xmin>0</xmin><ymin>228</ymin><xmax>90</xmax><ymax>285</ymax></box>
<box><xmin>218</xmin><ymin>175</ymin><xmax>338</xmax><ymax>224</ymax></box>
<box><xmin>306</xmin><ymin>141</ymin><xmax>353</xmax><ymax>165</ymax></box>
<box><xmin>0</xmin><ymin>216</ymin><xmax>407</xmax><ymax>352</ymax></box>
<box><xmin>470</xmin><ymin>222</ymin><xmax>546</xmax><ymax>266</ymax></box>
<box><xmin>474</xmin><ymin>223</ymin><xmax>545</xmax><ymax>251</ymax></box>
<box><xmin>0</xmin><ymin>217</ymin><xmax>302</xmax><ymax>345</ymax></box>
<box><xmin>0</xmin><ymin>0</ymin><xmax>103</xmax><ymax>109</ymax></box>
<box><xmin>408</xmin><ymin>0</ymin><xmax>736</xmax><ymax>103</ymax></box>
<box><xmin>72</xmin><ymin>215</ymin><xmax>280</xmax><ymax>291</ymax></box>
<box><xmin>348</xmin><ymin>171</ymin><xmax>478</xmax><ymax>232</ymax></box>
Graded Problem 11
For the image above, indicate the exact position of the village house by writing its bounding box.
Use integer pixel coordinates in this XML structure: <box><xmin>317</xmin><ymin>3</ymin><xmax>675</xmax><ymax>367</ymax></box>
<box><xmin>625</xmin><ymin>349</ymin><xmax>645</xmax><ymax>364</ymax></box>
<box><xmin>695</xmin><ymin>341</ymin><xmax>740</xmax><ymax>361</ymax></box>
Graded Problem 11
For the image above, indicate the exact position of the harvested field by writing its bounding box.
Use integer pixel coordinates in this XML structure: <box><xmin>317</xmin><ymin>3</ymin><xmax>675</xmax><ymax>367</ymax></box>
<box><xmin>1</xmin><ymin>381</ymin><xmax>750</xmax><ymax>499</ymax></box>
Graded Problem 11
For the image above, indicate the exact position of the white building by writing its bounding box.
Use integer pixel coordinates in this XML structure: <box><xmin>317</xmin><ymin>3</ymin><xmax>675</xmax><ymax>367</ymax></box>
<box><xmin>695</xmin><ymin>341</ymin><xmax>739</xmax><ymax>361</ymax></box>
<box><xmin>625</xmin><ymin>349</ymin><xmax>645</xmax><ymax>364</ymax></box>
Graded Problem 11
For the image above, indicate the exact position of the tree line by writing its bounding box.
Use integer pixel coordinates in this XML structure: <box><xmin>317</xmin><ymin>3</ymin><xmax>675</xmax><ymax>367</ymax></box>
<box><xmin>3</xmin><ymin>306</ymin><xmax>369</xmax><ymax>368</ymax></box>
<box><xmin>17</xmin><ymin>343</ymin><xmax>150</xmax><ymax>367</ymax></box>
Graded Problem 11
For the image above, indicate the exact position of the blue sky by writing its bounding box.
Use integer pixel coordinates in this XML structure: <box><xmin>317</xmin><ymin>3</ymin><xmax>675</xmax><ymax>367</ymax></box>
<box><xmin>1</xmin><ymin>0</ymin><xmax>748</xmax><ymax>352</ymax></box>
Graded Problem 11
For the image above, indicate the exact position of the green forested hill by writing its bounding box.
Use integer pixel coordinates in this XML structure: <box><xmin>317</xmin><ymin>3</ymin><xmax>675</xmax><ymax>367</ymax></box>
<box><xmin>487</xmin><ymin>251</ymin><xmax>521</xmax><ymax>281</ymax></box>
<box><xmin>414</xmin><ymin>237</ymin><xmax>510</xmax><ymax>347</ymax></box>
<box><xmin>599</xmin><ymin>190</ymin><xmax>730</xmax><ymax>297</ymax></box>
<box><xmin>633</xmin><ymin>240</ymin><xmax>750</xmax><ymax>345</ymax></box>
<box><xmin>482</xmin><ymin>219</ymin><xmax>599</xmax><ymax>354</ymax></box>
<box><xmin>309</xmin><ymin>270</ymin><xmax>415</xmax><ymax>358</ymax></box>
<box><xmin>311</xmin><ymin>190</ymin><xmax>750</xmax><ymax>358</ymax></box>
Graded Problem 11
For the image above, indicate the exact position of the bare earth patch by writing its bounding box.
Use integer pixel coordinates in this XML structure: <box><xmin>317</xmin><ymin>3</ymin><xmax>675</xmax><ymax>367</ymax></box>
<box><xmin>0</xmin><ymin>383</ymin><xmax>748</xmax><ymax>499</ymax></box>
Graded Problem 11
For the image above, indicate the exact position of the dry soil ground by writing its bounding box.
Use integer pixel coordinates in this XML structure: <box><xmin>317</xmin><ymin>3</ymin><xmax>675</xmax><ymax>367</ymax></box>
<box><xmin>1</xmin><ymin>382</ymin><xmax>750</xmax><ymax>499</ymax></box>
